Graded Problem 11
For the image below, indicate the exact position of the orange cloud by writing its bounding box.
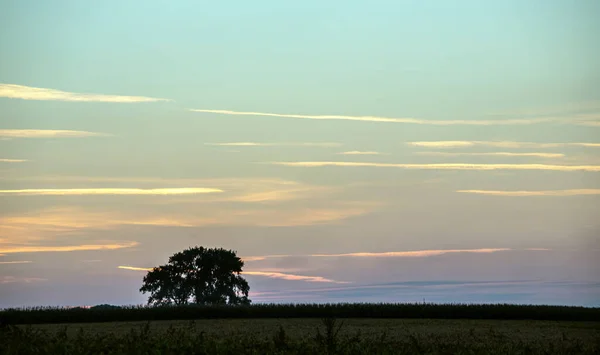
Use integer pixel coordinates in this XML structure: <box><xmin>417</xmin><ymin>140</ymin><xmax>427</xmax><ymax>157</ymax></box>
<box><xmin>242</xmin><ymin>271</ymin><xmax>348</xmax><ymax>283</ymax></box>
<box><xmin>310</xmin><ymin>248</ymin><xmax>511</xmax><ymax>258</ymax></box>
<box><xmin>0</xmin><ymin>260</ymin><xmax>33</xmax><ymax>264</ymax></box>
<box><xmin>0</xmin><ymin>187</ymin><xmax>223</xmax><ymax>196</ymax></box>
<box><xmin>0</xmin><ymin>242</ymin><xmax>138</xmax><ymax>254</ymax></box>
<box><xmin>0</xmin><ymin>129</ymin><xmax>108</xmax><ymax>138</ymax></box>
<box><xmin>0</xmin><ymin>83</ymin><xmax>170</xmax><ymax>103</ymax></box>
<box><xmin>0</xmin><ymin>159</ymin><xmax>28</xmax><ymax>163</ymax></box>
<box><xmin>118</xmin><ymin>265</ymin><xmax>153</xmax><ymax>271</ymax></box>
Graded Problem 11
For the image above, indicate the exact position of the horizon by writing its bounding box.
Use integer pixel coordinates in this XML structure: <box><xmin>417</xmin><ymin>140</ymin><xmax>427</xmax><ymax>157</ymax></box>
<box><xmin>1</xmin><ymin>0</ymin><xmax>599</xmax><ymax>308</ymax></box>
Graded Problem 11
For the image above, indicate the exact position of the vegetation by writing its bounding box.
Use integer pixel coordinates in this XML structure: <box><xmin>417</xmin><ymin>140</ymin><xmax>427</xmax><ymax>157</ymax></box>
<box><xmin>2</xmin><ymin>317</ymin><xmax>599</xmax><ymax>354</ymax></box>
<box><xmin>140</xmin><ymin>246</ymin><xmax>250</xmax><ymax>306</ymax></box>
<box><xmin>2</xmin><ymin>303</ymin><xmax>599</xmax><ymax>325</ymax></box>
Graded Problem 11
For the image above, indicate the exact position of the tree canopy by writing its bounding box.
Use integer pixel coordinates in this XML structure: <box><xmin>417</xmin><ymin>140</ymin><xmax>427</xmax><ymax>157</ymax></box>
<box><xmin>140</xmin><ymin>246</ymin><xmax>250</xmax><ymax>306</ymax></box>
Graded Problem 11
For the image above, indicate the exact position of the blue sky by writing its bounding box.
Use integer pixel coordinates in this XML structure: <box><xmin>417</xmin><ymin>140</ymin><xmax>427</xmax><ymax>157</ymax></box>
<box><xmin>0</xmin><ymin>0</ymin><xmax>599</xmax><ymax>307</ymax></box>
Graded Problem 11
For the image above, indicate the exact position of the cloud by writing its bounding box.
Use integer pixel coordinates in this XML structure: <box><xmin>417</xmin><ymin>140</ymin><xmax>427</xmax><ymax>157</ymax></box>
<box><xmin>118</xmin><ymin>266</ymin><xmax>152</xmax><ymax>271</ymax></box>
<box><xmin>0</xmin><ymin>276</ymin><xmax>46</xmax><ymax>284</ymax></box>
<box><xmin>0</xmin><ymin>159</ymin><xmax>28</xmax><ymax>163</ymax></box>
<box><xmin>407</xmin><ymin>141</ymin><xmax>600</xmax><ymax>149</ymax></box>
<box><xmin>0</xmin><ymin>202</ymin><xmax>376</xmax><ymax>243</ymax></box>
<box><xmin>414</xmin><ymin>152</ymin><xmax>564</xmax><ymax>158</ymax></box>
<box><xmin>0</xmin><ymin>83</ymin><xmax>170</xmax><ymax>103</ymax></box>
<box><xmin>457</xmin><ymin>189</ymin><xmax>600</xmax><ymax>196</ymax></box>
<box><xmin>0</xmin><ymin>241</ymin><xmax>139</xmax><ymax>254</ymax></box>
<box><xmin>241</xmin><ymin>248</ymin><xmax>549</xmax><ymax>261</ymax></box>
<box><xmin>0</xmin><ymin>261</ymin><xmax>32</xmax><ymax>264</ymax></box>
<box><xmin>268</xmin><ymin>161</ymin><xmax>600</xmax><ymax>172</ymax></box>
<box><xmin>0</xmin><ymin>187</ymin><xmax>223</xmax><ymax>196</ymax></box>
<box><xmin>337</xmin><ymin>151</ymin><xmax>383</xmax><ymax>155</ymax></box>
<box><xmin>117</xmin><ymin>266</ymin><xmax>347</xmax><ymax>283</ymax></box>
<box><xmin>205</xmin><ymin>142</ymin><xmax>341</xmax><ymax>147</ymax></box>
<box><xmin>0</xmin><ymin>129</ymin><xmax>109</xmax><ymax>138</ymax></box>
<box><xmin>310</xmin><ymin>248</ymin><xmax>511</xmax><ymax>258</ymax></box>
<box><xmin>242</xmin><ymin>271</ymin><xmax>348</xmax><ymax>283</ymax></box>
<box><xmin>190</xmin><ymin>109</ymin><xmax>552</xmax><ymax>125</ymax></box>
<box><xmin>0</xmin><ymin>176</ymin><xmax>331</xmax><ymax>204</ymax></box>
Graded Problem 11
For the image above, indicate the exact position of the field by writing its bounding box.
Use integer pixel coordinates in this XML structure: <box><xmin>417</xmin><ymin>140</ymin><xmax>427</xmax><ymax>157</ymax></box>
<box><xmin>2</xmin><ymin>304</ymin><xmax>599</xmax><ymax>354</ymax></box>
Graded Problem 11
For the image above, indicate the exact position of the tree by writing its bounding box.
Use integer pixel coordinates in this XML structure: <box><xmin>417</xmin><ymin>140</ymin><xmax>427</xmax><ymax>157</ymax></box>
<box><xmin>140</xmin><ymin>246</ymin><xmax>251</xmax><ymax>306</ymax></box>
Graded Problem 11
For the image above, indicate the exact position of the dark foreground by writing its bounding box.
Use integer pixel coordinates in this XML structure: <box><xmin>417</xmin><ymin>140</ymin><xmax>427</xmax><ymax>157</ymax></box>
<box><xmin>2</xmin><ymin>318</ymin><xmax>599</xmax><ymax>354</ymax></box>
<box><xmin>2</xmin><ymin>303</ymin><xmax>599</xmax><ymax>324</ymax></box>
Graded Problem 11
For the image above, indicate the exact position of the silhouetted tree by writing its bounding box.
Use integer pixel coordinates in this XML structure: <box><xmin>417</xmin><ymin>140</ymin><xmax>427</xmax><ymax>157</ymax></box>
<box><xmin>140</xmin><ymin>246</ymin><xmax>250</xmax><ymax>306</ymax></box>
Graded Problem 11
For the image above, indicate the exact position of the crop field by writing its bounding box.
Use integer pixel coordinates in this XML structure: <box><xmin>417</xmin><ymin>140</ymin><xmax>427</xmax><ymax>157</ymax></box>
<box><xmin>2</xmin><ymin>304</ymin><xmax>599</xmax><ymax>354</ymax></box>
<box><xmin>3</xmin><ymin>317</ymin><xmax>600</xmax><ymax>354</ymax></box>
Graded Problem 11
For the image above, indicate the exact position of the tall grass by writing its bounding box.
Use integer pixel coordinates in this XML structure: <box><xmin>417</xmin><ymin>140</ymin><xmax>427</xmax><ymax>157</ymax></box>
<box><xmin>2</xmin><ymin>303</ymin><xmax>599</xmax><ymax>325</ymax></box>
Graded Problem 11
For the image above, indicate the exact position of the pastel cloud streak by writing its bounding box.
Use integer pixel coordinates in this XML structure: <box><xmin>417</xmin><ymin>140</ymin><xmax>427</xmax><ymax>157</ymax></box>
<box><xmin>0</xmin><ymin>129</ymin><xmax>108</xmax><ymax>138</ymax></box>
<box><xmin>415</xmin><ymin>152</ymin><xmax>564</xmax><ymax>158</ymax></box>
<box><xmin>0</xmin><ymin>242</ymin><xmax>138</xmax><ymax>254</ymax></box>
<box><xmin>407</xmin><ymin>141</ymin><xmax>600</xmax><ymax>149</ymax></box>
<box><xmin>1</xmin><ymin>203</ymin><xmax>376</xmax><ymax>243</ymax></box>
<box><xmin>118</xmin><ymin>266</ymin><xmax>347</xmax><ymax>283</ymax></box>
<box><xmin>0</xmin><ymin>159</ymin><xmax>28</xmax><ymax>163</ymax></box>
<box><xmin>337</xmin><ymin>151</ymin><xmax>383</xmax><ymax>155</ymax></box>
<box><xmin>457</xmin><ymin>189</ymin><xmax>600</xmax><ymax>196</ymax></box>
<box><xmin>206</xmin><ymin>142</ymin><xmax>341</xmax><ymax>147</ymax></box>
<box><xmin>311</xmin><ymin>248</ymin><xmax>510</xmax><ymax>258</ymax></box>
<box><xmin>0</xmin><ymin>188</ymin><xmax>223</xmax><ymax>196</ymax></box>
<box><xmin>1</xmin><ymin>276</ymin><xmax>46</xmax><ymax>284</ymax></box>
<box><xmin>243</xmin><ymin>271</ymin><xmax>348</xmax><ymax>283</ymax></box>
<box><xmin>190</xmin><ymin>109</ymin><xmax>551</xmax><ymax>125</ymax></box>
<box><xmin>268</xmin><ymin>161</ymin><xmax>600</xmax><ymax>172</ymax></box>
<box><xmin>0</xmin><ymin>261</ymin><xmax>33</xmax><ymax>264</ymax></box>
<box><xmin>0</xmin><ymin>83</ymin><xmax>170</xmax><ymax>103</ymax></box>
<box><xmin>242</xmin><ymin>248</ymin><xmax>547</xmax><ymax>260</ymax></box>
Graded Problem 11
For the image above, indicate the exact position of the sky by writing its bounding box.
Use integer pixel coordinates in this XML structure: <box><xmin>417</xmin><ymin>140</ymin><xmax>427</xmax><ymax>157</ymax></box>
<box><xmin>1</xmin><ymin>0</ymin><xmax>599</xmax><ymax>308</ymax></box>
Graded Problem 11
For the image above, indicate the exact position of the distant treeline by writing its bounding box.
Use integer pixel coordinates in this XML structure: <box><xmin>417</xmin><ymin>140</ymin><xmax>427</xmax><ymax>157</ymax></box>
<box><xmin>1</xmin><ymin>303</ymin><xmax>599</xmax><ymax>324</ymax></box>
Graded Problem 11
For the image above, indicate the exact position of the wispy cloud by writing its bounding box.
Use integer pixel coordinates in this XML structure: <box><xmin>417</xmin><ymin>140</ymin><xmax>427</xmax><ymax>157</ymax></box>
<box><xmin>337</xmin><ymin>151</ymin><xmax>383</xmax><ymax>155</ymax></box>
<box><xmin>1</xmin><ymin>202</ymin><xmax>376</xmax><ymax>243</ymax></box>
<box><xmin>0</xmin><ymin>129</ymin><xmax>109</xmax><ymax>138</ymax></box>
<box><xmin>0</xmin><ymin>242</ymin><xmax>138</xmax><ymax>254</ymax></box>
<box><xmin>242</xmin><ymin>271</ymin><xmax>348</xmax><ymax>283</ymax></box>
<box><xmin>407</xmin><ymin>141</ymin><xmax>600</xmax><ymax>149</ymax></box>
<box><xmin>0</xmin><ymin>159</ymin><xmax>28</xmax><ymax>163</ymax></box>
<box><xmin>0</xmin><ymin>83</ymin><xmax>170</xmax><ymax>103</ymax></box>
<box><xmin>0</xmin><ymin>176</ymin><xmax>331</xmax><ymax>204</ymax></box>
<box><xmin>415</xmin><ymin>152</ymin><xmax>564</xmax><ymax>158</ymax></box>
<box><xmin>0</xmin><ymin>187</ymin><xmax>223</xmax><ymax>196</ymax></box>
<box><xmin>457</xmin><ymin>189</ymin><xmax>600</xmax><ymax>196</ymax></box>
<box><xmin>118</xmin><ymin>266</ymin><xmax>152</xmax><ymax>271</ymax></box>
<box><xmin>1</xmin><ymin>276</ymin><xmax>46</xmax><ymax>284</ymax></box>
<box><xmin>0</xmin><ymin>261</ymin><xmax>33</xmax><ymax>264</ymax></box>
<box><xmin>190</xmin><ymin>109</ymin><xmax>552</xmax><ymax>125</ymax></box>
<box><xmin>241</xmin><ymin>248</ymin><xmax>540</xmax><ymax>261</ymax></box>
<box><xmin>116</xmin><ymin>266</ymin><xmax>345</xmax><ymax>284</ymax></box>
<box><xmin>311</xmin><ymin>248</ymin><xmax>511</xmax><ymax>258</ymax></box>
<box><xmin>205</xmin><ymin>142</ymin><xmax>341</xmax><ymax>147</ymax></box>
<box><xmin>268</xmin><ymin>161</ymin><xmax>600</xmax><ymax>172</ymax></box>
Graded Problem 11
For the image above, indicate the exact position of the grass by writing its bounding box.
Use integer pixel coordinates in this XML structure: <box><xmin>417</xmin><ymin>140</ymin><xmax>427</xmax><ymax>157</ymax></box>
<box><xmin>3</xmin><ymin>318</ymin><xmax>600</xmax><ymax>354</ymax></box>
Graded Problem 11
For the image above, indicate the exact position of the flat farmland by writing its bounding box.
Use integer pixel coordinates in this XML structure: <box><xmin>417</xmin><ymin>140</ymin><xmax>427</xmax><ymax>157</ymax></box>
<box><xmin>6</xmin><ymin>318</ymin><xmax>600</xmax><ymax>354</ymax></box>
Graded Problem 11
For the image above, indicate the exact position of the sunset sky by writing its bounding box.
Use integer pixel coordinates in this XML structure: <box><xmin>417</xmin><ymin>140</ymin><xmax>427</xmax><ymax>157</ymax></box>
<box><xmin>1</xmin><ymin>0</ymin><xmax>599</xmax><ymax>308</ymax></box>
